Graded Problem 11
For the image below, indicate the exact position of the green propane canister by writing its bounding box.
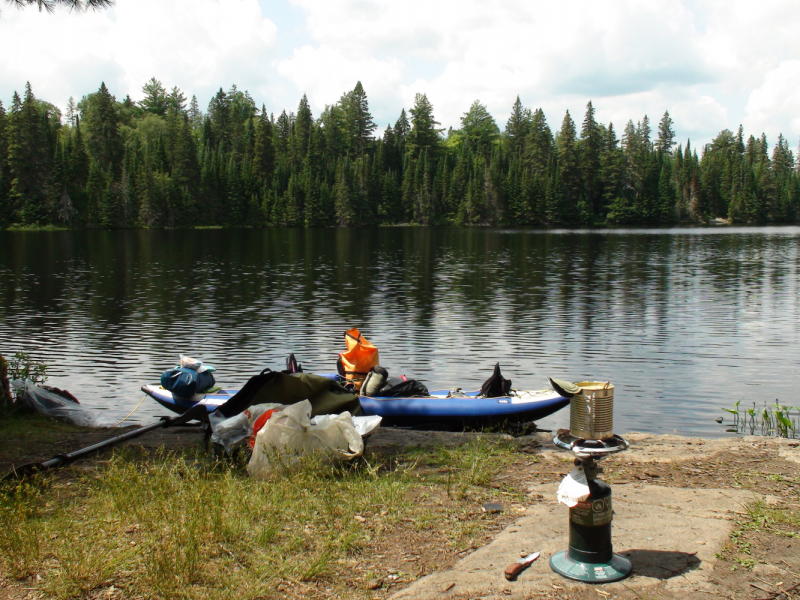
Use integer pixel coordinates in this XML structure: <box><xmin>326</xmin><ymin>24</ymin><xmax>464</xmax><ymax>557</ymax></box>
<box><xmin>550</xmin><ymin>377</ymin><xmax>631</xmax><ymax>584</ymax></box>
<box><xmin>549</xmin><ymin>460</ymin><xmax>632</xmax><ymax>582</ymax></box>
<box><xmin>568</xmin><ymin>477</ymin><xmax>613</xmax><ymax>563</ymax></box>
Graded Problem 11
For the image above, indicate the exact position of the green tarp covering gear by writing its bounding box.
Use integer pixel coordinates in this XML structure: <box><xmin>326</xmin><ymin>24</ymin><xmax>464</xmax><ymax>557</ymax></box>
<box><xmin>216</xmin><ymin>370</ymin><xmax>361</xmax><ymax>419</ymax></box>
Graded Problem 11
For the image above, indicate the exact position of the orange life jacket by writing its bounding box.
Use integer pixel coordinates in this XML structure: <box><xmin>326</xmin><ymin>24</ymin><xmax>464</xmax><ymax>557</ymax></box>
<box><xmin>338</xmin><ymin>328</ymin><xmax>379</xmax><ymax>391</ymax></box>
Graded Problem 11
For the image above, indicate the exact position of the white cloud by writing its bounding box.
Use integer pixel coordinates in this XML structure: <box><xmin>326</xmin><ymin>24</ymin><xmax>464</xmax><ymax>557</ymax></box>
<box><xmin>3</xmin><ymin>0</ymin><xmax>800</xmax><ymax>147</ymax></box>
<box><xmin>0</xmin><ymin>0</ymin><xmax>277</xmax><ymax>111</ymax></box>
<box><xmin>744</xmin><ymin>61</ymin><xmax>800</xmax><ymax>145</ymax></box>
<box><xmin>274</xmin><ymin>45</ymin><xmax>404</xmax><ymax>116</ymax></box>
<box><xmin>284</xmin><ymin>0</ymin><xmax>800</xmax><ymax>145</ymax></box>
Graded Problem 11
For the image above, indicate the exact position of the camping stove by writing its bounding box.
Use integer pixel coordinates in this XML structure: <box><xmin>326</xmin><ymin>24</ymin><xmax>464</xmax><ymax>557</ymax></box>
<box><xmin>548</xmin><ymin>380</ymin><xmax>632</xmax><ymax>583</ymax></box>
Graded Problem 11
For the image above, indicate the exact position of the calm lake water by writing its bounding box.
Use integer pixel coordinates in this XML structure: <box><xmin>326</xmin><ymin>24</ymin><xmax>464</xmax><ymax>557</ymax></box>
<box><xmin>1</xmin><ymin>226</ymin><xmax>799</xmax><ymax>436</ymax></box>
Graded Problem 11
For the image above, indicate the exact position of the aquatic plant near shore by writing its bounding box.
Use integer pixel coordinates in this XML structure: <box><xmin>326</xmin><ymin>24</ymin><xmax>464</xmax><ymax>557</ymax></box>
<box><xmin>721</xmin><ymin>400</ymin><xmax>799</xmax><ymax>438</ymax></box>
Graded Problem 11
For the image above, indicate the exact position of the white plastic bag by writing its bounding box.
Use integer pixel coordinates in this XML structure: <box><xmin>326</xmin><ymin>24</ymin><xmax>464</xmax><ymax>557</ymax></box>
<box><xmin>247</xmin><ymin>400</ymin><xmax>364</xmax><ymax>480</ymax></box>
<box><xmin>178</xmin><ymin>354</ymin><xmax>215</xmax><ymax>373</ymax></box>
<box><xmin>556</xmin><ymin>465</ymin><xmax>591</xmax><ymax>507</ymax></box>
<box><xmin>209</xmin><ymin>403</ymin><xmax>281</xmax><ymax>453</ymax></box>
<box><xmin>313</xmin><ymin>414</ymin><xmax>382</xmax><ymax>437</ymax></box>
<box><xmin>14</xmin><ymin>380</ymin><xmax>118</xmax><ymax>428</ymax></box>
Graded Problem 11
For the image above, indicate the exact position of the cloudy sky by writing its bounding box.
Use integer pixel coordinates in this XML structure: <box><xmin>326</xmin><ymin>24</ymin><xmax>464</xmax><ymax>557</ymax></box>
<box><xmin>2</xmin><ymin>0</ymin><xmax>800</xmax><ymax>148</ymax></box>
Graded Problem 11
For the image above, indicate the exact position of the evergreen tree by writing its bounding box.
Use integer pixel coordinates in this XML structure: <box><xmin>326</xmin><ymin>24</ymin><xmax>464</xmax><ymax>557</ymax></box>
<box><xmin>293</xmin><ymin>94</ymin><xmax>313</xmax><ymax>160</ymax></box>
<box><xmin>656</xmin><ymin>111</ymin><xmax>675</xmax><ymax>155</ymax></box>
<box><xmin>253</xmin><ymin>106</ymin><xmax>275</xmax><ymax>186</ymax></box>
<box><xmin>555</xmin><ymin>110</ymin><xmax>582</xmax><ymax>223</ymax></box>
<box><xmin>579</xmin><ymin>101</ymin><xmax>602</xmax><ymax>218</ymax></box>
<box><xmin>140</xmin><ymin>77</ymin><xmax>169</xmax><ymax>116</ymax></box>
<box><xmin>525</xmin><ymin>108</ymin><xmax>553</xmax><ymax>175</ymax></box>
<box><xmin>504</xmin><ymin>96</ymin><xmax>532</xmax><ymax>157</ymax></box>
<box><xmin>342</xmin><ymin>81</ymin><xmax>375</xmax><ymax>155</ymax></box>
<box><xmin>8</xmin><ymin>84</ymin><xmax>51</xmax><ymax>224</ymax></box>
<box><xmin>82</xmin><ymin>82</ymin><xmax>122</xmax><ymax>175</ymax></box>
<box><xmin>458</xmin><ymin>100</ymin><xmax>499</xmax><ymax>155</ymax></box>
<box><xmin>408</xmin><ymin>93</ymin><xmax>441</xmax><ymax>155</ymax></box>
<box><xmin>207</xmin><ymin>88</ymin><xmax>231</xmax><ymax>149</ymax></box>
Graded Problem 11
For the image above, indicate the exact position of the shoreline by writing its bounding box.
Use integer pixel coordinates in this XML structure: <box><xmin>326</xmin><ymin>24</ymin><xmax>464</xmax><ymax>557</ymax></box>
<box><xmin>2</xmin><ymin>419</ymin><xmax>799</xmax><ymax>599</ymax></box>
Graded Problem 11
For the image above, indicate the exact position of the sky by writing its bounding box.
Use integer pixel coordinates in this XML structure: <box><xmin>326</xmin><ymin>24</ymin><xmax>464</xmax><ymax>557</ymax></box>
<box><xmin>2</xmin><ymin>0</ymin><xmax>800</xmax><ymax>149</ymax></box>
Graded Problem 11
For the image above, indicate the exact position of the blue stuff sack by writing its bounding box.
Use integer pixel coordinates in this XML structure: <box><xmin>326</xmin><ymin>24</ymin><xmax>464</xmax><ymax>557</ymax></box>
<box><xmin>160</xmin><ymin>367</ymin><xmax>215</xmax><ymax>399</ymax></box>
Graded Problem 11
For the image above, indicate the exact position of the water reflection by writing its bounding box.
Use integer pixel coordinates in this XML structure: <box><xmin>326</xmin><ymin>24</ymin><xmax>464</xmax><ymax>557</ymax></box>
<box><xmin>1</xmin><ymin>226</ymin><xmax>798</xmax><ymax>436</ymax></box>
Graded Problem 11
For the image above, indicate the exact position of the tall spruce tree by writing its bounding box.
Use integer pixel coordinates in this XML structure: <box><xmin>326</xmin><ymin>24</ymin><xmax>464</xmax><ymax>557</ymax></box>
<box><xmin>408</xmin><ymin>93</ymin><xmax>441</xmax><ymax>155</ymax></box>
<box><xmin>656</xmin><ymin>111</ymin><xmax>675</xmax><ymax>155</ymax></box>
<box><xmin>342</xmin><ymin>81</ymin><xmax>375</xmax><ymax>155</ymax></box>
<box><xmin>83</xmin><ymin>82</ymin><xmax>122</xmax><ymax>176</ymax></box>
<box><xmin>580</xmin><ymin>101</ymin><xmax>602</xmax><ymax>218</ymax></box>
<box><xmin>459</xmin><ymin>100</ymin><xmax>499</xmax><ymax>155</ymax></box>
<box><xmin>504</xmin><ymin>96</ymin><xmax>532</xmax><ymax>157</ymax></box>
<box><xmin>525</xmin><ymin>108</ymin><xmax>553</xmax><ymax>175</ymax></box>
<box><xmin>140</xmin><ymin>78</ymin><xmax>169</xmax><ymax>116</ymax></box>
<box><xmin>555</xmin><ymin>110</ymin><xmax>582</xmax><ymax>223</ymax></box>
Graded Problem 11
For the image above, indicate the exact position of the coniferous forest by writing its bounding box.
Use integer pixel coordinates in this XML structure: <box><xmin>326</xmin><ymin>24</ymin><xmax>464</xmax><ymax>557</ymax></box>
<box><xmin>1</xmin><ymin>78</ymin><xmax>799</xmax><ymax>230</ymax></box>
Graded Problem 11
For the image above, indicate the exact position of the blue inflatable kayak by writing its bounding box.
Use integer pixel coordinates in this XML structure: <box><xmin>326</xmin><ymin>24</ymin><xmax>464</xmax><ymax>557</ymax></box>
<box><xmin>141</xmin><ymin>380</ymin><xmax>569</xmax><ymax>428</ymax></box>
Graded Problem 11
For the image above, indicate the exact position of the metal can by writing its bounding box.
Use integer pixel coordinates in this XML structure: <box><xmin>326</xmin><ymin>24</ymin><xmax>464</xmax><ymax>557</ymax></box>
<box><xmin>569</xmin><ymin>381</ymin><xmax>614</xmax><ymax>440</ymax></box>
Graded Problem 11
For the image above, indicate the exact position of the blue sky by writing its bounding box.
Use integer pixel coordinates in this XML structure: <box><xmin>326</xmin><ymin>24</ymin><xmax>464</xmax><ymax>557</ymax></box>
<box><xmin>2</xmin><ymin>0</ymin><xmax>800</xmax><ymax>149</ymax></box>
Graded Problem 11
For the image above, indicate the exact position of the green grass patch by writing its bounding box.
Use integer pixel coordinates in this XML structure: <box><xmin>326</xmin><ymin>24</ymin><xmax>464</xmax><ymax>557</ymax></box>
<box><xmin>0</xmin><ymin>436</ymin><xmax>522</xmax><ymax>599</ymax></box>
<box><xmin>0</xmin><ymin>406</ymin><xmax>84</xmax><ymax>447</ymax></box>
<box><xmin>719</xmin><ymin>499</ymin><xmax>800</xmax><ymax>570</ymax></box>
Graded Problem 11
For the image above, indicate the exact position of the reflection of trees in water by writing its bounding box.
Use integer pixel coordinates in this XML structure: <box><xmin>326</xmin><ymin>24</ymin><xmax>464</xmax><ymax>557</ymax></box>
<box><xmin>1</xmin><ymin>229</ymin><xmax>796</xmax><ymax>357</ymax></box>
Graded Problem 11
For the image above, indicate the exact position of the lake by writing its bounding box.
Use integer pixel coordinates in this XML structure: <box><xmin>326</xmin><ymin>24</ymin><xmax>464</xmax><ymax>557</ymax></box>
<box><xmin>1</xmin><ymin>226</ymin><xmax>798</xmax><ymax>436</ymax></box>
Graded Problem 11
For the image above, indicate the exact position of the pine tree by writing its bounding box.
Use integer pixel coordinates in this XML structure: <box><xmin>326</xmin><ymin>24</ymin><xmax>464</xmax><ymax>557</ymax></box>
<box><xmin>504</xmin><ymin>96</ymin><xmax>532</xmax><ymax>157</ymax></box>
<box><xmin>408</xmin><ymin>93</ymin><xmax>442</xmax><ymax>155</ymax></box>
<box><xmin>140</xmin><ymin>77</ymin><xmax>169</xmax><ymax>116</ymax></box>
<box><xmin>66</xmin><ymin>96</ymin><xmax>77</xmax><ymax>127</ymax></box>
<box><xmin>83</xmin><ymin>82</ymin><xmax>122</xmax><ymax>176</ymax></box>
<box><xmin>656</xmin><ymin>111</ymin><xmax>675</xmax><ymax>155</ymax></box>
<box><xmin>293</xmin><ymin>94</ymin><xmax>313</xmax><ymax>161</ymax></box>
<box><xmin>207</xmin><ymin>88</ymin><xmax>231</xmax><ymax>149</ymax></box>
<box><xmin>525</xmin><ymin>108</ymin><xmax>553</xmax><ymax>175</ymax></box>
<box><xmin>8</xmin><ymin>84</ymin><xmax>52</xmax><ymax>225</ymax></box>
<box><xmin>459</xmin><ymin>100</ymin><xmax>499</xmax><ymax>155</ymax></box>
<box><xmin>188</xmin><ymin>95</ymin><xmax>203</xmax><ymax>132</ymax></box>
<box><xmin>275</xmin><ymin>110</ymin><xmax>292</xmax><ymax>155</ymax></box>
<box><xmin>556</xmin><ymin>110</ymin><xmax>582</xmax><ymax>223</ymax></box>
<box><xmin>342</xmin><ymin>81</ymin><xmax>375</xmax><ymax>155</ymax></box>
<box><xmin>579</xmin><ymin>101</ymin><xmax>602</xmax><ymax>218</ymax></box>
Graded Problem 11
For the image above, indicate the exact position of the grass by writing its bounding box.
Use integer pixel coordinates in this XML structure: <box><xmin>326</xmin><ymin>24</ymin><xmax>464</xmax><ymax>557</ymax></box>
<box><xmin>718</xmin><ymin>499</ymin><xmax>800</xmax><ymax>571</ymax></box>
<box><xmin>0</xmin><ymin>405</ymin><xmax>84</xmax><ymax>448</ymax></box>
<box><xmin>0</xmin><ymin>435</ymin><xmax>522</xmax><ymax>599</ymax></box>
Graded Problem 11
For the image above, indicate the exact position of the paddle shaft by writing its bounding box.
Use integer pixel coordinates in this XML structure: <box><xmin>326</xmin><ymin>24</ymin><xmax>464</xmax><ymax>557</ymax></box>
<box><xmin>6</xmin><ymin>404</ymin><xmax>207</xmax><ymax>479</ymax></box>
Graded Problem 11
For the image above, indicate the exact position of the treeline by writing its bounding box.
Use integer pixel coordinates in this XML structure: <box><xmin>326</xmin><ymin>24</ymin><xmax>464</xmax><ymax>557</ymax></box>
<box><xmin>1</xmin><ymin>79</ymin><xmax>799</xmax><ymax>229</ymax></box>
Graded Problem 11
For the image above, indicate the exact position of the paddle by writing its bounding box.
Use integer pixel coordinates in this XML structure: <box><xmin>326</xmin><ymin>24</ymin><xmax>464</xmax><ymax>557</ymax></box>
<box><xmin>4</xmin><ymin>404</ymin><xmax>208</xmax><ymax>481</ymax></box>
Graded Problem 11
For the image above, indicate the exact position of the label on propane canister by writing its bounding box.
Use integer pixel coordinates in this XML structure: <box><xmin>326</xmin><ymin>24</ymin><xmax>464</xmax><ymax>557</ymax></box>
<box><xmin>569</xmin><ymin>495</ymin><xmax>612</xmax><ymax>526</ymax></box>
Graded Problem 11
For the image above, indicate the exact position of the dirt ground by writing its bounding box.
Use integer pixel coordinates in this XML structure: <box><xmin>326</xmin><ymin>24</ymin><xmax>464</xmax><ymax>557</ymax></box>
<box><xmin>1</xmin><ymin>424</ymin><xmax>799</xmax><ymax>600</ymax></box>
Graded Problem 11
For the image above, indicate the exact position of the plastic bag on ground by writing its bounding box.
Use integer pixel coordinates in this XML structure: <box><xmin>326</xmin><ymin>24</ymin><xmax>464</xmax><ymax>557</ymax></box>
<box><xmin>14</xmin><ymin>379</ymin><xmax>118</xmax><ymax>428</ymax></box>
<box><xmin>210</xmin><ymin>403</ymin><xmax>281</xmax><ymax>453</ymax></box>
<box><xmin>248</xmin><ymin>400</ymin><xmax>364</xmax><ymax>480</ymax></box>
<box><xmin>313</xmin><ymin>414</ymin><xmax>382</xmax><ymax>437</ymax></box>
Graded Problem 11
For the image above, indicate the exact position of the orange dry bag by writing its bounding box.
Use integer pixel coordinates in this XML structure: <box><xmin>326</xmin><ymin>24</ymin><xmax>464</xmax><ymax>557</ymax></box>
<box><xmin>338</xmin><ymin>328</ymin><xmax>379</xmax><ymax>391</ymax></box>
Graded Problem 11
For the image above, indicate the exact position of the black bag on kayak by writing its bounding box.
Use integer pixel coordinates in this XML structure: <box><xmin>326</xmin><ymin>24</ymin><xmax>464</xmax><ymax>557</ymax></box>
<box><xmin>480</xmin><ymin>363</ymin><xmax>511</xmax><ymax>398</ymax></box>
<box><xmin>379</xmin><ymin>376</ymin><xmax>429</xmax><ymax>398</ymax></box>
<box><xmin>161</xmin><ymin>367</ymin><xmax>215</xmax><ymax>399</ymax></box>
